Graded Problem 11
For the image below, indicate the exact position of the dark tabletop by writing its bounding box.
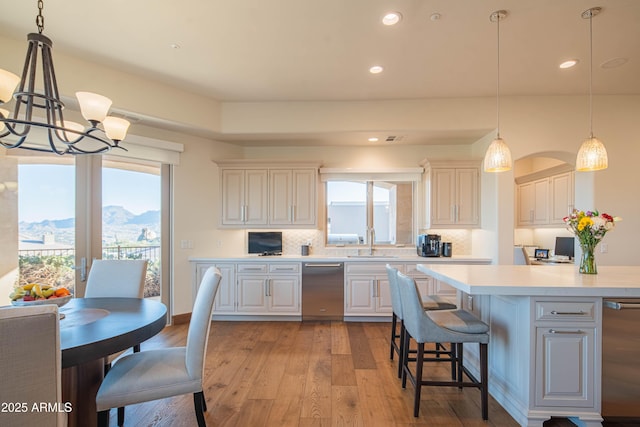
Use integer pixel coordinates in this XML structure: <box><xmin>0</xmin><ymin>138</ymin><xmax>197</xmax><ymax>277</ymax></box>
<box><xmin>59</xmin><ymin>297</ymin><xmax>167</xmax><ymax>368</ymax></box>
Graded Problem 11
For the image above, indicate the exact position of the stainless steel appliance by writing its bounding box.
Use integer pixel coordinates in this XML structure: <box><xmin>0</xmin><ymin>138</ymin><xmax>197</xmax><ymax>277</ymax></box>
<box><xmin>602</xmin><ymin>299</ymin><xmax>640</xmax><ymax>422</ymax></box>
<box><xmin>301</xmin><ymin>262</ymin><xmax>344</xmax><ymax>320</ymax></box>
<box><xmin>417</xmin><ymin>234</ymin><xmax>441</xmax><ymax>257</ymax></box>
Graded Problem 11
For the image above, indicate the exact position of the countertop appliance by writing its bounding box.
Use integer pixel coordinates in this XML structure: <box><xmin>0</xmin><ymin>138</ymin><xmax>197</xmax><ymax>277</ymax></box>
<box><xmin>417</xmin><ymin>234</ymin><xmax>441</xmax><ymax>257</ymax></box>
<box><xmin>301</xmin><ymin>262</ymin><xmax>344</xmax><ymax>321</ymax></box>
<box><xmin>602</xmin><ymin>298</ymin><xmax>640</xmax><ymax>422</ymax></box>
<box><xmin>248</xmin><ymin>231</ymin><xmax>282</xmax><ymax>255</ymax></box>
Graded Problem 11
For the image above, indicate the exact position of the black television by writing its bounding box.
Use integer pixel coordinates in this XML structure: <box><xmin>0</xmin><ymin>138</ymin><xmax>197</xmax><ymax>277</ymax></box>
<box><xmin>555</xmin><ymin>236</ymin><xmax>575</xmax><ymax>259</ymax></box>
<box><xmin>248</xmin><ymin>232</ymin><xmax>282</xmax><ymax>255</ymax></box>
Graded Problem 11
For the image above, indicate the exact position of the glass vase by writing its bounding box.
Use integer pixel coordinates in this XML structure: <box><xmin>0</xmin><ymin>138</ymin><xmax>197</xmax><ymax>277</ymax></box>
<box><xmin>579</xmin><ymin>242</ymin><xmax>597</xmax><ymax>274</ymax></box>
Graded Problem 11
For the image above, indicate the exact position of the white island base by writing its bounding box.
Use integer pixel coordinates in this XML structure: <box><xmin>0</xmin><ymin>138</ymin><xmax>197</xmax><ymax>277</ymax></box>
<box><xmin>417</xmin><ymin>264</ymin><xmax>640</xmax><ymax>427</ymax></box>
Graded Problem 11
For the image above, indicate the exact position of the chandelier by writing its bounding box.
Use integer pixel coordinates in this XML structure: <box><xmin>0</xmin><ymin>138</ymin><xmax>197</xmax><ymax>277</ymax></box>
<box><xmin>0</xmin><ymin>0</ymin><xmax>130</xmax><ymax>155</ymax></box>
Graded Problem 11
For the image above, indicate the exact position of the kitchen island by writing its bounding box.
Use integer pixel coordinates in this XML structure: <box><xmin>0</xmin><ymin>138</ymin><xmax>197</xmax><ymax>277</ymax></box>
<box><xmin>417</xmin><ymin>264</ymin><xmax>640</xmax><ymax>427</ymax></box>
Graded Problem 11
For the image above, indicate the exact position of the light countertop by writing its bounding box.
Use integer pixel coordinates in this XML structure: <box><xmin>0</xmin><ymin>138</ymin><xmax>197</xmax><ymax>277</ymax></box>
<box><xmin>190</xmin><ymin>255</ymin><xmax>492</xmax><ymax>264</ymax></box>
<box><xmin>417</xmin><ymin>264</ymin><xmax>640</xmax><ymax>297</ymax></box>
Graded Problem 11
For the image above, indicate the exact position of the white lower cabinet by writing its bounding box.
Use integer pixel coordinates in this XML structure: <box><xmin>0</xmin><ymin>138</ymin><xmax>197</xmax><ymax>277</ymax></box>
<box><xmin>345</xmin><ymin>263</ymin><xmax>398</xmax><ymax>316</ymax></box>
<box><xmin>194</xmin><ymin>263</ymin><xmax>236</xmax><ymax>313</ymax></box>
<box><xmin>533</xmin><ymin>299</ymin><xmax>597</xmax><ymax>409</ymax></box>
<box><xmin>237</xmin><ymin>263</ymin><xmax>300</xmax><ymax>314</ymax></box>
<box><xmin>535</xmin><ymin>327</ymin><xmax>595</xmax><ymax>407</ymax></box>
<box><xmin>192</xmin><ymin>261</ymin><xmax>300</xmax><ymax>317</ymax></box>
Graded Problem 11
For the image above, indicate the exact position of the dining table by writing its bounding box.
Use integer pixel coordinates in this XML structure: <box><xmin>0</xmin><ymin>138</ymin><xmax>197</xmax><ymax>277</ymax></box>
<box><xmin>59</xmin><ymin>297</ymin><xmax>167</xmax><ymax>427</ymax></box>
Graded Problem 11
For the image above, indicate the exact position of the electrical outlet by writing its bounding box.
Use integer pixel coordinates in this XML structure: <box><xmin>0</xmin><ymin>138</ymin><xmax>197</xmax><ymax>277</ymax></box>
<box><xmin>600</xmin><ymin>243</ymin><xmax>608</xmax><ymax>253</ymax></box>
<box><xmin>217</xmin><ymin>240</ymin><xmax>223</xmax><ymax>248</ymax></box>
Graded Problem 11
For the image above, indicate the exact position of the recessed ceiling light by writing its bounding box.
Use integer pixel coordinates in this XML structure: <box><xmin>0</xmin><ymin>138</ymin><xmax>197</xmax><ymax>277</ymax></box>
<box><xmin>430</xmin><ymin>13</ymin><xmax>442</xmax><ymax>21</ymax></box>
<box><xmin>382</xmin><ymin>12</ymin><xmax>402</xmax><ymax>26</ymax></box>
<box><xmin>559</xmin><ymin>59</ymin><xmax>579</xmax><ymax>69</ymax></box>
<box><xmin>368</xmin><ymin>137</ymin><xmax>379</xmax><ymax>142</ymax></box>
<box><xmin>601</xmin><ymin>57</ymin><xmax>628</xmax><ymax>69</ymax></box>
<box><xmin>169</xmin><ymin>43</ymin><xmax>181</xmax><ymax>49</ymax></box>
<box><xmin>369</xmin><ymin>65</ymin><xmax>384</xmax><ymax>74</ymax></box>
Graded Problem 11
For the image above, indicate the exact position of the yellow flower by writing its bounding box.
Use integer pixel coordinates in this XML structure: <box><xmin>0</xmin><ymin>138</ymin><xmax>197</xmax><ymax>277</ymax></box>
<box><xmin>577</xmin><ymin>217</ymin><xmax>593</xmax><ymax>231</ymax></box>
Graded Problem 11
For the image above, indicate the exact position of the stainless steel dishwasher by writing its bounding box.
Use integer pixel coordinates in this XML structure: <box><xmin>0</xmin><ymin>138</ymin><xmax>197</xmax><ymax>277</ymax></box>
<box><xmin>602</xmin><ymin>298</ymin><xmax>640</xmax><ymax>422</ymax></box>
<box><xmin>301</xmin><ymin>262</ymin><xmax>344</xmax><ymax>321</ymax></box>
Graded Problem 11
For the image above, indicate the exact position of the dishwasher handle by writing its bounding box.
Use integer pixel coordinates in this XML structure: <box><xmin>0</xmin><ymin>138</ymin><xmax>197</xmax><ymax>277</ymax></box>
<box><xmin>304</xmin><ymin>263</ymin><xmax>343</xmax><ymax>268</ymax></box>
<box><xmin>604</xmin><ymin>301</ymin><xmax>640</xmax><ymax>310</ymax></box>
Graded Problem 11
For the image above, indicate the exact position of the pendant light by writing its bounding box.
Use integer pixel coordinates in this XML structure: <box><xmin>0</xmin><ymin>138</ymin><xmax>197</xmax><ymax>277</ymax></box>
<box><xmin>484</xmin><ymin>10</ymin><xmax>512</xmax><ymax>173</ymax></box>
<box><xmin>576</xmin><ymin>7</ymin><xmax>607</xmax><ymax>172</ymax></box>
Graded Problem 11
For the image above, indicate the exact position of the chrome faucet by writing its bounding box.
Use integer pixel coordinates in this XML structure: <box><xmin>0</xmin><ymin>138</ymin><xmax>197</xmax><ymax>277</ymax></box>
<box><xmin>367</xmin><ymin>227</ymin><xmax>375</xmax><ymax>255</ymax></box>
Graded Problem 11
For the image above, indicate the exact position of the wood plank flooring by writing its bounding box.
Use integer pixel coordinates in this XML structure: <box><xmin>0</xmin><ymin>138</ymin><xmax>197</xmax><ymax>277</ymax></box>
<box><xmin>102</xmin><ymin>321</ymin><xmax>624</xmax><ymax>427</ymax></box>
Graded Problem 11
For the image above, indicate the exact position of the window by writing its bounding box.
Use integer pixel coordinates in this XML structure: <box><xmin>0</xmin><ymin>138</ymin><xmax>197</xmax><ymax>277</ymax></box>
<box><xmin>325</xmin><ymin>180</ymin><xmax>415</xmax><ymax>246</ymax></box>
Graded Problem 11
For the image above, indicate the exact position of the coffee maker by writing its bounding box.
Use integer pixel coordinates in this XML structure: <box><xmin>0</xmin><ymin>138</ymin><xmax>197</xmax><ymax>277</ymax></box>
<box><xmin>417</xmin><ymin>234</ymin><xmax>441</xmax><ymax>257</ymax></box>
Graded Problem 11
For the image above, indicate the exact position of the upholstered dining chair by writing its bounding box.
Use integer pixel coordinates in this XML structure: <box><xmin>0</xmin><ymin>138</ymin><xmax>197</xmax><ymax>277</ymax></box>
<box><xmin>86</xmin><ymin>258</ymin><xmax>148</xmax><ymax>424</ymax></box>
<box><xmin>96</xmin><ymin>266</ymin><xmax>222</xmax><ymax>427</ymax></box>
<box><xmin>0</xmin><ymin>305</ymin><xmax>65</xmax><ymax>427</ymax></box>
<box><xmin>386</xmin><ymin>264</ymin><xmax>456</xmax><ymax>378</ymax></box>
<box><xmin>396</xmin><ymin>270</ymin><xmax>490</xmax><ymax>420</ymax></box>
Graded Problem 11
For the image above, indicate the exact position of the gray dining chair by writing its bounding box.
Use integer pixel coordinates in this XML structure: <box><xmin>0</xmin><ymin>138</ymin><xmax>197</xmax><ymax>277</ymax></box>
<box><xmin>96</xmin><ymin>266</ymin><xmax>222</xmax><ymax>427</ymax></box>
<box><xmin>387</xmin><ymin>264</ymin><xmax>456</xmax><ymax>378</ymax></box>
<box><xmin>0</xmin><ymin>305</ymin><xmax>65</xmax><ymax>427</ymax></box>
<box><xmin>396</xmin><ymin>270</ymin><xmax>490</xmax><ymax>420</ymax></box>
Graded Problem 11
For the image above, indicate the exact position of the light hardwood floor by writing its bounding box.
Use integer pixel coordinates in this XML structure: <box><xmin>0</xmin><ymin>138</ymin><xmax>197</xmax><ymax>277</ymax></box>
<box><xmin>102</xmin><ymin>321</ymin><xmax>616</xmax><ymax>427</ymax></box>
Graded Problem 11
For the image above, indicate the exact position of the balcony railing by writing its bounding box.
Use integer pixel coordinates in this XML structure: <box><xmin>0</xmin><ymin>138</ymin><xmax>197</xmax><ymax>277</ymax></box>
<box><xmin>17</xmin><ymin>245</ymin><xmax>161</xmax><ymax>297</ymax></box>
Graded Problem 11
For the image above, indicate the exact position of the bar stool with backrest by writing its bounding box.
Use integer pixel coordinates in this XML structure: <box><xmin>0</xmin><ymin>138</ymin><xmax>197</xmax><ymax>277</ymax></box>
<box><xmin>396</xmin><ymin>270</ymin><xmax>490</xmax><ymax>420</ymax></box>
<box><xmin>386</xmin><ymin>264</ymin><xmax>456</xmax><ymax>379</ymax></box>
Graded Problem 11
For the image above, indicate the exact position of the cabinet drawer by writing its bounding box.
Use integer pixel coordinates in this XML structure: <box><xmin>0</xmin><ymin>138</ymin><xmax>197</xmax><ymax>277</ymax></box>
<box><xmin>404</xmin><ymin>263</ymin><xmax>429</xmax><ymax>277</ymax></box>
<box><xmin>237</xmin><ymin>263</ymin><xmax>268</xmax><ymax>273</ymax></box>
<box><xmin>345</xmin><ymin>263</ymin><xmax>403</xmax><ymax>275</ymax></box>
<box><xmin>535</xmin><ymin>301</ymin><xmax>595</xmax><ymax>322</ymax></box>
<box><xmin>269</xmin><ymin>263</ymin><xmax>300</xmax><ymax>274</ymax></box>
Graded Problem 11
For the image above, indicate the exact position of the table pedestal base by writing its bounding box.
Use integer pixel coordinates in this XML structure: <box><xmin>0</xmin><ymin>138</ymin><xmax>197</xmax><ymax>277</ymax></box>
<box><xmin>62</xmin><ymin>358</ymin><xmax>104</xmax><ymax>427</ymax></box>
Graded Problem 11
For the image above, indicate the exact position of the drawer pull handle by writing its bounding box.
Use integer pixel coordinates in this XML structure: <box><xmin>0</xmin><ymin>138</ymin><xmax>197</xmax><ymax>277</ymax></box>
<box><xmin>243</xmin><ymin>268</ymin><xmax>263</xmax><ymax>271</ymax></box>
<box><xmin>549</xmin><ymin>329</ymin><xmax>583</xmax><ymax>335</ymax></box>
<box><xmin>550</xmin><ymin>310</ymin><xmax>585</xmax><ymax>315</ymax></box>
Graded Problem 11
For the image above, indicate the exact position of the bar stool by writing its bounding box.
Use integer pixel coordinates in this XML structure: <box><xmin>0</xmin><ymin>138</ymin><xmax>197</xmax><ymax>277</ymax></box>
<box><xmin>396</xmin><ymin>270</ymin><xmax>490</xmax><ymax>420</ymax></box>
<box><xmin>386</xmin><ymin>265</ymin><xmax>456</xmax><ymax>379</ymax></box>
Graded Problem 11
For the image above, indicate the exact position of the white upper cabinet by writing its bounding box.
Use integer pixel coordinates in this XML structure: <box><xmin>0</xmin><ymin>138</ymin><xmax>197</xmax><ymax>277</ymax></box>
<box><xmin>425</xmin><ymin>160</ymin><xmax>480</xmax><ymax>228</ymax></box>
<box><xmin>218</xmin><ymin>161</ymin><xmax>318</xmax><ymax>228</ymax></box>
<box><xmin>516</xmin><ymin>168</ymin><xmax>574</xmax><ymax>228</ymax></box>
<box><xmin>269</xmin><ymin>168</ymin><xmax>316</xmax><ymax>226</ymax></box>
<box><xmin>221</xmin><ymin>169</ymin><xmax>268</xmax><ymax>226</ymax></box>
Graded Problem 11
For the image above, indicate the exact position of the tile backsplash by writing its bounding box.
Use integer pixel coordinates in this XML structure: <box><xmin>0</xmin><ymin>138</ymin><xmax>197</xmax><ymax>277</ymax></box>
<box><xmin>280</xmin><ymin>229</ymin><xmax>472</xmax><ymax>256</ymax></box>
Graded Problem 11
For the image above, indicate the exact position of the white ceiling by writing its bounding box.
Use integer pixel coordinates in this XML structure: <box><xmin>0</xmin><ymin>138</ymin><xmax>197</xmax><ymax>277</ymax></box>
<box><xmin>1</xmin><ymin>0</ymin><xmax>639</xmax><ymax>146</ymax></box>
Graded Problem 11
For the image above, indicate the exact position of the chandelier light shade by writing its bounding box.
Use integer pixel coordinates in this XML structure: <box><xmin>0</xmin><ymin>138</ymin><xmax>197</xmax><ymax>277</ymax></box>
<box><xmin>0</xmin><ymin>1</ymin><xmax>129</xmax><ymax>155</ymax></box>
<box><xmin>575</xmin><ymin>7</ymin><xmax>607</xmax><ymax>172</ymax></box>
<box><xmin>484</xmin><ymin>10</ymin><xmax>512</xmax><ymax>173</ymax></box>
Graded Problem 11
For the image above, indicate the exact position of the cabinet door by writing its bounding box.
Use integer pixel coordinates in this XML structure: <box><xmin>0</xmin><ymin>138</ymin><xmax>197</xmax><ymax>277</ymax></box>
<box><xmin>291</xmin><ymin>169</ymin><xmax>316</xmax><ymax>225</ymax></box>
<box><xmin>212</xmin><ymin>264</ymin><xmax>236</xmax><ymax>313</ymax></box>
<box><xmin>433</xmin><ymin>279</ymin><xmax>457</xmax><ymax>304</ymax></box>
<box><xmin>455</xmin><ymin>168</ymin><xmax>479</xmax><ymax>225</ymax></box>
<box><xmin>375</xmin><ymin>277</ymin><xmax>393</xmax><ymax>313</ymax></box>
<box><xmin>535</xmin><ymin>327</ymin><xmax>595</xmax><ymax>408</ymax></box>
<box><xmin>221</xmin><ymin>170</ymin><xmax>246</xmax><ymax>225</ymax></box>
<box><xmin>269</xmin><ymin>169</ymin><xmax>293</xmax><ymax>224</ymax></box>
<box><xmin>550</xmin><ymin>172</ymin><xmax>573</xmax><ymax>225</ymax></box>
<box><xmin>431</xmin><ymin>168</ymin><xmax>456</xmax><ymax>225</ymax></box>
<box><xmin>345</xmin><ymin>276</ymin><xmax>376</xmax><ymax>314</ymax></box>
<box><xmin>517</xmin><ymin>182</ymin><xmax>535</xmax><ymax>226</ymax></box>
<box><xmin>244</xmin><ymin>169</ymin><xmax>269</xmax><ymax>225</ymax></box>
<box><xmin>237</xmin><ymin>276</ymin><xmax>269</xmax><ymax>312</ymax></box>
<box><xmin>268</xmin><ymin>276</ymin><xmax>300</xmax><ymax>312</ymax></box>
<box><xmin>533</xmin><ymin>179</ymin><xmax>549</xmax><ymax>224</ymax></box>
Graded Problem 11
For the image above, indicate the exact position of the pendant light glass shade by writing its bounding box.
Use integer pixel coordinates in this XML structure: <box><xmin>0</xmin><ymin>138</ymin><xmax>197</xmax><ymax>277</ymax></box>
<box><xmin>484</xmin><ymin>137</ymin><xmax>512</xmax><ymax>172</ymax></box>
<box><xmin>576</xmin><ymin>136</ymin><xmax>608</xmax><ymax>171</ymax></box>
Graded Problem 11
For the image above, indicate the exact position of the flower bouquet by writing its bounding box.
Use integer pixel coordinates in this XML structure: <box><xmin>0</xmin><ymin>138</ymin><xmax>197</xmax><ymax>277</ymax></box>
<box><xmin>563</xmin><ymin>209</ymin><xmax>621</xmax><ymax>274</ymax></box>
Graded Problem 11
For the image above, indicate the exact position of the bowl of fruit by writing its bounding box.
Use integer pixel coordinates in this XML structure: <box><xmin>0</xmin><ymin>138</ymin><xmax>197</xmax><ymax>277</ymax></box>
<box><xmin>10</xmin><ymin>283</ymin><xmax>73</xmax><ymax>307</ymax></box>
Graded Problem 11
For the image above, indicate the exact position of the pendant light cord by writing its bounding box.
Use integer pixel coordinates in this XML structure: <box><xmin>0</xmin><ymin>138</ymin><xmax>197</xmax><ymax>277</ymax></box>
<box><xmin>588</xmin><ymin>11</ymin><xmax>593</xmax><ymax>139</ymax></box>
<box><xmin>496</xmin><ymin>13</ymin><xmax>501</xmax><ymax>139</ymax></box>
